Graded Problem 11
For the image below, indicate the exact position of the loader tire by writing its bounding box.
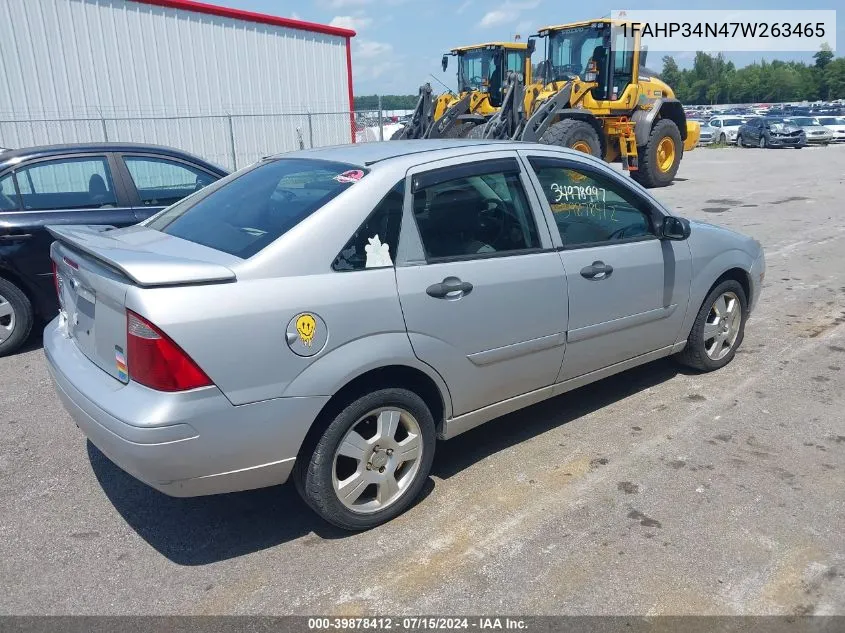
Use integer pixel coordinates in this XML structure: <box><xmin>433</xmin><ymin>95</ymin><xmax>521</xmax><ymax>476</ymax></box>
<box><xmin>467</xmin><ymin>125</ymin><xmax>487</xmax><ymax>139</ymax></box>
<box><xmin>443</xmin><ymin>122</ymin><xmax>476</xmax><ymax>138</ymax></box>
<box><xmin>631</xmin><ymin>118</ymin><xmax>683</xmax><ymax>188</ymax></box>
<box><xmin>540</xmin><ymin>119</ymin><xmax>601</xmax><ymax>156</ymax></box>
<box><xmin>390</xmin><ymin>128</ymin><xmax>405</xmax><ymax>140</ymax></box>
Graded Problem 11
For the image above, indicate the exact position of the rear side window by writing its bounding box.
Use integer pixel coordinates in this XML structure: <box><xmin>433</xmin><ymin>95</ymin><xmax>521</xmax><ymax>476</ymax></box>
<box><xmin>0</xmin><ymin>173</ymin><xmax>19</xmax><ymax>210</ymax></box>
<box><xmin>148</xmin><ymin>159</ymin><xmax>367</xmax><ymax>259</ymax></box>
<box><xmin>123</xmin><ymin>156</ymin><xmax>217</xmax><ymax>207</ymax></box>
<box><xmin>333</xmin><ymin>181</ymin><xmax>403</xmax><ymax>271</ymax></box>
<box><xmin>14</xmin><ymin>157</ymin><xmax>116</xmax><ymax>210</ymax></box>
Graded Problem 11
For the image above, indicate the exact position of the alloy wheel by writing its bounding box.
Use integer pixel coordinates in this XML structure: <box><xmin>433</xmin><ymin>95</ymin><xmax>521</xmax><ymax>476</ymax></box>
<box><xmin>703</xmin><ymin>291</ymin><xmax>742</xmax><ymax>361</ymax></box>
<box><xmin>0</xmin><ymin>293</ymin><xmax>16</xmax><ymax>344</ymax></box>
<box><xmin>332</xmin><ymin>407</ymin><xmax>423</xmax><ymax>514</ymax></box>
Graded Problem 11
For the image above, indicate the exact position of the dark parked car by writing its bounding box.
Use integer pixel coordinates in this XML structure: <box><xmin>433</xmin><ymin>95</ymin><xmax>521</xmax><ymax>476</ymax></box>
<box><xmin>0</xmin><ymin>143</ymin><xmax>227</xmax><ymax>356</ymax></box>
<box><xmin>736</xmin><ymin>117</ymin><xmax>805</xmax><ymax>149</ymax></box>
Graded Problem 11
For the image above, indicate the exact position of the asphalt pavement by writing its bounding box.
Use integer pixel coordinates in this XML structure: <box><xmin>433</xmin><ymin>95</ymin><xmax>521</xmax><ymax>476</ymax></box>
<box><xmin>1</xmin><ymin>143</ymin><xmax>843</xmax><ymax>615</ymax></box>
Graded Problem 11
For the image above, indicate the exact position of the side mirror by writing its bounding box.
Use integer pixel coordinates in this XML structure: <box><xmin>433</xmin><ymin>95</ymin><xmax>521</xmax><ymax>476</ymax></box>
<box><xmin>639</xmin><ymin>46</ymin><xmax>648</xmax><ymax>68</ymax></box>
<box><xmin>661</xmin><ymin>216</ymin><xmax>691</xmax><ymax>241</ymax></box>
<box><xmin>442</xmin><ymin>55</ymin><xmax>449</xmax><ymax>72</ymax></box>
<box><xmin>527</xmin><ymin>37</ymin><xmax>536</xmax><ymax>56</ymax></box>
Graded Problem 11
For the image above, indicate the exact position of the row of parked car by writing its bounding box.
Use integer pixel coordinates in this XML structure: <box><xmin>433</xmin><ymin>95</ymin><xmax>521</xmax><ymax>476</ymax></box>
<box><xmin>695</xmin><ymin>114</ymin><xmax>845</xmax><ymax>147</ymax></box>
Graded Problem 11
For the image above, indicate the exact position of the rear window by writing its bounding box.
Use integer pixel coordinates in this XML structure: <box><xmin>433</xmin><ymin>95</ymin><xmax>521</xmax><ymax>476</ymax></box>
<box><xmin>147</xmin><ymin>158</ymin><xmax>367</xmax><ymax>258</ymax></box>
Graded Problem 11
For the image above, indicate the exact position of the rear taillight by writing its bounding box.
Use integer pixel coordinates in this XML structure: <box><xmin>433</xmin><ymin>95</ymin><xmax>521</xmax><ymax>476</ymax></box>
<box><xmin>52</xmin><ymin>261</ymin><xmax>62</xmax><ymax>306</ymax></box>
<box><xmin>126</xmin><ymin>310</ymin><xmax>212</xmax><ymax>392</ymax></box>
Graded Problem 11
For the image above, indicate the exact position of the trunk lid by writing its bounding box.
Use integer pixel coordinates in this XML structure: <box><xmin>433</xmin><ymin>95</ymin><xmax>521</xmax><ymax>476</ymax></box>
<box><xmin>49</xmin><ymin>224</ymin><xmax>237</xmax><ymax>382</ymax></box>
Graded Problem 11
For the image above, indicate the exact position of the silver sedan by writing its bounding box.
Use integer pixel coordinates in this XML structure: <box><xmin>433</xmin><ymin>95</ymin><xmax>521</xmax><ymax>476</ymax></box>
<box><xmin>44</xmin><ymin>140</ymin><xmax>765</xmax><ymax>530</ymax></box>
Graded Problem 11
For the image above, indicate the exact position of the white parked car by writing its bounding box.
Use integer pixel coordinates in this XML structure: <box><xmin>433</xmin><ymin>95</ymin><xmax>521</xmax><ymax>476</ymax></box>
<box><xmin>708</xmin><ymin>117</ymin><xmax>746</xmax><ymax>145</ymax></box>
<box><xmin>815</xmin><ymin>116</ymin><xmax>845</xmax><ymax>143</ymax></box>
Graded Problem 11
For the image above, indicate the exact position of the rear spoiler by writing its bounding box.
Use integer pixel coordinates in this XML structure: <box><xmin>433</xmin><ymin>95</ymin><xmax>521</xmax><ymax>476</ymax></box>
<box><xmin>46</xmin><ymin>225</ymin><xmax>236</xmax><ymax>287</ymax></box>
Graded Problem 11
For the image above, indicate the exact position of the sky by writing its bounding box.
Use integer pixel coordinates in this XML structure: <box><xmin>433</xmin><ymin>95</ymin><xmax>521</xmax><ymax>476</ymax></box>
<box><xmin>225</xmin><ymin>0</ymin><xmax>844</xmax><ymax>95</ymax></box>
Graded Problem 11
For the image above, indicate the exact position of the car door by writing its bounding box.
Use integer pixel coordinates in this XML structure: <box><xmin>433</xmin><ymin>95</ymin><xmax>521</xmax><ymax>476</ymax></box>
<box><xmin>115</xmin><ymin>153</ymin><xmax>220</xmax><ymax>222</ymax></box>
<box><xmin>0</xmin><ymin>154</ymin><xmax>137</xmax><ymax>317</ymax></box>
<box><xmin>394</xmin><ymin>153</ymin><xmax>568</xmax><ymax>416</ymax></box>
<box><xmin>520</xmin><ymin>151</ymin><xmax>692</xmax><ymax>382</ymax></box>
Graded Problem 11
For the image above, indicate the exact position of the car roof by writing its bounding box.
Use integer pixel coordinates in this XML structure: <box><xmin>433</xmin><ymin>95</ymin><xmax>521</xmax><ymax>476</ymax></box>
<box><xmin>0</xmin><ymin>142</ymin><xmax>228</xmax><ymax>174</ymax></box>
<box><xmin>266</xmin><ymin>139</ymin><xmax>558</xmax><ymax>168</ymax></box>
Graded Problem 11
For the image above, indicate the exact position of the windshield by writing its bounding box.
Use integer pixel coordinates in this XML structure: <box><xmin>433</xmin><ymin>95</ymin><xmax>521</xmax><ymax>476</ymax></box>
<box><xmin>764</xmin><ymin>117</ymin><xmax>786</xmax><ymax>124</ymax></box>
<box><xmin>788</xmin><ymin>117</ymin><xmax>817</xmax><ymax>126</ymax></box>
<box><xmin>458</xmin><ymin>48</ymin><xmax>502</xmax><ymax>92</ymax></box>
<box><xmin>546</xmin><ymin>25</ymin><xmax>605</xmax><ymax>82</ymax></box>
<box><xmin>818</xmin><ymin>117</ymin><xmax>844</xmax><ymax>125</ymax></box>
<box><xmin>147</xmin><ymin>158</ymin><xmax>367</xmax><ymax>259</ymax></box>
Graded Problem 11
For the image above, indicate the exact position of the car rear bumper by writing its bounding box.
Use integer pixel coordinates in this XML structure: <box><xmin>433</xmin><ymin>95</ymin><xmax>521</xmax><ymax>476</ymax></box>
<box><xmin>44</xmin><ymin>318</ymin><xmax>328</xmax><ymax>497</ymax></box>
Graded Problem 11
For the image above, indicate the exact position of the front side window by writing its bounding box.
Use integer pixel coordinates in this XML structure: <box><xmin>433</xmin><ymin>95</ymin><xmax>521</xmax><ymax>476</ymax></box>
<box><xmin>458</xmin><ymin>49</ymin><xmax>499</xmax><ymax>92</ymax></box>
<box><xmin>0</xmin><ymin>173</ymin><xmax>19</xmax><ymax>211</ymax></box>
<box><xmin>14</xmin><ymin>157</ymin><xmax>116</xmax><ymax>210</ymax></box>
<box><xmin>123</xmin><ymin>156</ymin><xmax>217</xmax><ymax>207</ymax></box>
<box><xmin>147</xmin><ymin>158</ymin><xmax>367</xmax><ymax>259</ymax></box>
<box><xmin>528</xmin><ymin>159</ymin><xmax>654</xmax><ymax>247</ymax></box>
<box><xmin>412</xmin><ymin>167</ymin><xmax>540</xmax><ymax>260</ymax></box>
<box><xmin>506</xmin><ymin>51</ymin><xmax>525</xmax><ymax>75</ymax></box>
<box><xmin>333</xmin><ymin>181</ymin><xmax>403</xmax><ymax>271</ymax></box>
<box><xmin>547</xmin><ymin>26</ymin><xmax>605</xmax><ymax>82</ymax></box>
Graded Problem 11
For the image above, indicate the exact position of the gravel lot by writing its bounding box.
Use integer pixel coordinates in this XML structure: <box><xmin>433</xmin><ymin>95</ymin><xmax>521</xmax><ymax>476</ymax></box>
<box><xmin>1</xmin><ymin>144</ymin><xmax>844</xmax><ymax>616</ymax></box>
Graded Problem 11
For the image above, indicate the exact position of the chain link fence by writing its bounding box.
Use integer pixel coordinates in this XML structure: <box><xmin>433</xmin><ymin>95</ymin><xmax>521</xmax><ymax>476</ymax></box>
<box><xmin>0</xmin><ymin>111</ymin><xmax>399</xmax><ymax>172</ymax></box>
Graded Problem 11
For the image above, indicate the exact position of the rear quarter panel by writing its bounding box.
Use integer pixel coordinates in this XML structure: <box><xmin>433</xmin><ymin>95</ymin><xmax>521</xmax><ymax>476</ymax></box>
<box><xmin>125</xmin><ymin>267</ymin><xmax>435</xmax><ymax>408</ymax></box>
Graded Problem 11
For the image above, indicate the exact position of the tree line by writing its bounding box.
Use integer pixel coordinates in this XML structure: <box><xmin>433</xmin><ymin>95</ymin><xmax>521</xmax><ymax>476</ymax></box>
<box><xmin>660</xmin><ymin>46</ymin><xmax>845</xmax><ymax>104</ymax></box>
<box><xmin>355</xmin><ymin>46</ymin><xmax>845</xmax><ymax>109</ymax></box>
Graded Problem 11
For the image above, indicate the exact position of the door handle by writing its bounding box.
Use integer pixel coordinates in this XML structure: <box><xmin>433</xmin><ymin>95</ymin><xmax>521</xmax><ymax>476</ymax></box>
<box><xmin>580</xmin><ymin>261</ymin><xmax>614</xmax><ymax>280</ymax></box>
<box><xmin>426</xmin><ymin>276</ymin><xmax>473</xmax><ymax>299</ymax></box>
<box><xmin>0</xmin><ymin>233</ymin><xmax>33</xmax><ymax>242</ymax></box>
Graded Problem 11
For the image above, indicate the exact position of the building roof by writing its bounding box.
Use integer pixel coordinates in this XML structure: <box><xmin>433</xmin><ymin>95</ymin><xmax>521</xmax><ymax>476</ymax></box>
<box><xmin>130</xmin><ymin>0</ymin><xmax>356</xmax><ymax>38</ymax></box>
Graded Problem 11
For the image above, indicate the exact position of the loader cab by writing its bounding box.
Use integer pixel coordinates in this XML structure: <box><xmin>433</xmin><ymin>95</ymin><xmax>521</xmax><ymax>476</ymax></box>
<box><xmin>539</xmin><ymin>21</ymin><xmax>640</xmax><ymax>109</ymax></box>
<box><xmin>445</xmin><ymin>43</ymin><xmax>530</xmax><ymax>108</ymax></box>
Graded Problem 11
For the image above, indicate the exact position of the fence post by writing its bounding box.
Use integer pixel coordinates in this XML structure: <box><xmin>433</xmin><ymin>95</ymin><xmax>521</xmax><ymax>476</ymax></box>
<box><xmin>378</xmin><ymin>95</ymin><xmax>383</xmax><ymax>141</ymax></box>
<box><xmin>307</xmin><ymin>112</ymin><xmax>314</xmax><ymax>148</ymax></box>
<box><xmin>97</xmin><ymin>108</ymin><xmax>108</xmax><ymax>141</ymax></box>
<box><xmin>226</xmin><ymin>114</ymin><xmax>237</xmax><ymax>171</ymax></box>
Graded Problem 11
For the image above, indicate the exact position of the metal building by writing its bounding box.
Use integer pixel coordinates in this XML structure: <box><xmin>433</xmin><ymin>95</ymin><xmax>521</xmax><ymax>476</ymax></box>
<box><xmin>0</xmin><ymin>0</ymin><xmax>356</xmax><ymax>169</ymax></box>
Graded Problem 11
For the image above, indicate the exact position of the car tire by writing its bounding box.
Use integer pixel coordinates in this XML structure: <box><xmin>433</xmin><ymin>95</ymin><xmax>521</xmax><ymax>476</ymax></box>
<box><xmin>0</xmin><ymin>277</ymin><xmax>34</xmax><ymax>358</ymax></box>
<box><xmin>758</xmin><ymin>136</ymin><xmax>767</xmax><ymax>149</ymax></box>
<box><xmin>719</xmin><ymin>133</ymin><xmax>727</xmax><ymax>144</ymax></box>
<box><xmin>295</xmin><ymin>388</ymin><xmax>436</xmax><ymax>530</ymax></box>
<box><xmin>675</xmin><ymin>279</ymin><xmax>748</xmax><ymax>372</ymax></box>
<box><xmin>736</xmin><ymin>134</ymin><xmax>744</xmax><ymax>147</ymax></box>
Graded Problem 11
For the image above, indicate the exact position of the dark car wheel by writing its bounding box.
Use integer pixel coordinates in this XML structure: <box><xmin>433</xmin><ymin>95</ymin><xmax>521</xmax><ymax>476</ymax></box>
<box><xmin>676</xmin><ymin>279</ymin><xmax>748</xmax><ymax>372</ymax></box>
<box><xmin>737</xmin><ymin>134</ymin><xmax>744</xmax><ymax>147</ymax></box>
<box><xmin>295</xmin><ymin>387</ymin><xmax>436</xmax><ymax>530</ymax></box>
<box><xmin>0</xmin><ymin>277</ymin><xmax>34</xmax><ymax>357</ymax></box>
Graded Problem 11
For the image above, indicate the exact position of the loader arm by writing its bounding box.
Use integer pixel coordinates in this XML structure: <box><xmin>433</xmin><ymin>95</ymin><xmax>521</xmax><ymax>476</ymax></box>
<box><xmin>477</xmin><ymin>72</ymin><xmax>526</xmax><ymax>140</ymax></box>
<box><xmin>396</xmin><ymin>83</ymin><xmax>435</xmax><ymax>140</ymax></box>
<box><xmin>426</xmin><ymin>93</ymin><xmax>472</xmax><ymax>138</ymax></box>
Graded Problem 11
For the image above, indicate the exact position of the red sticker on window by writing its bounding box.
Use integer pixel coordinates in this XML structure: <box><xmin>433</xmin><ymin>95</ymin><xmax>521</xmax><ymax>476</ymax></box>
<box><xmin>333</xmin><ymin>169</ymin><xmax>365</xmax><ymax>184</ymax></box>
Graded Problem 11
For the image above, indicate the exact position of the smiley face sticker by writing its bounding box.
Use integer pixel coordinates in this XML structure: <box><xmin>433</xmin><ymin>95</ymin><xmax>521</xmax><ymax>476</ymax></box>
<box><xmin>296</xmin><ymin>314</ymin><xmax>316</xmax><ymax>346</ymax></box>
<box><xmin>286</xmin><ymin>312</ymin><xmax>328</xmax><ymax>357</ymax></box>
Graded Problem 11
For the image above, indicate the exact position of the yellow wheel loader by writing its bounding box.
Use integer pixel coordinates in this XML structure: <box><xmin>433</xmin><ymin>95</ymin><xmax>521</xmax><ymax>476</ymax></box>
<box><xmin>392</xmin><ymin>42</ymin><xmax>532</xmax><ymax>140</ymax></box>
<box><xmin>471</xmin><ymin>19</ymin><xmax>700</xmax><ymax>187</ymax></box>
